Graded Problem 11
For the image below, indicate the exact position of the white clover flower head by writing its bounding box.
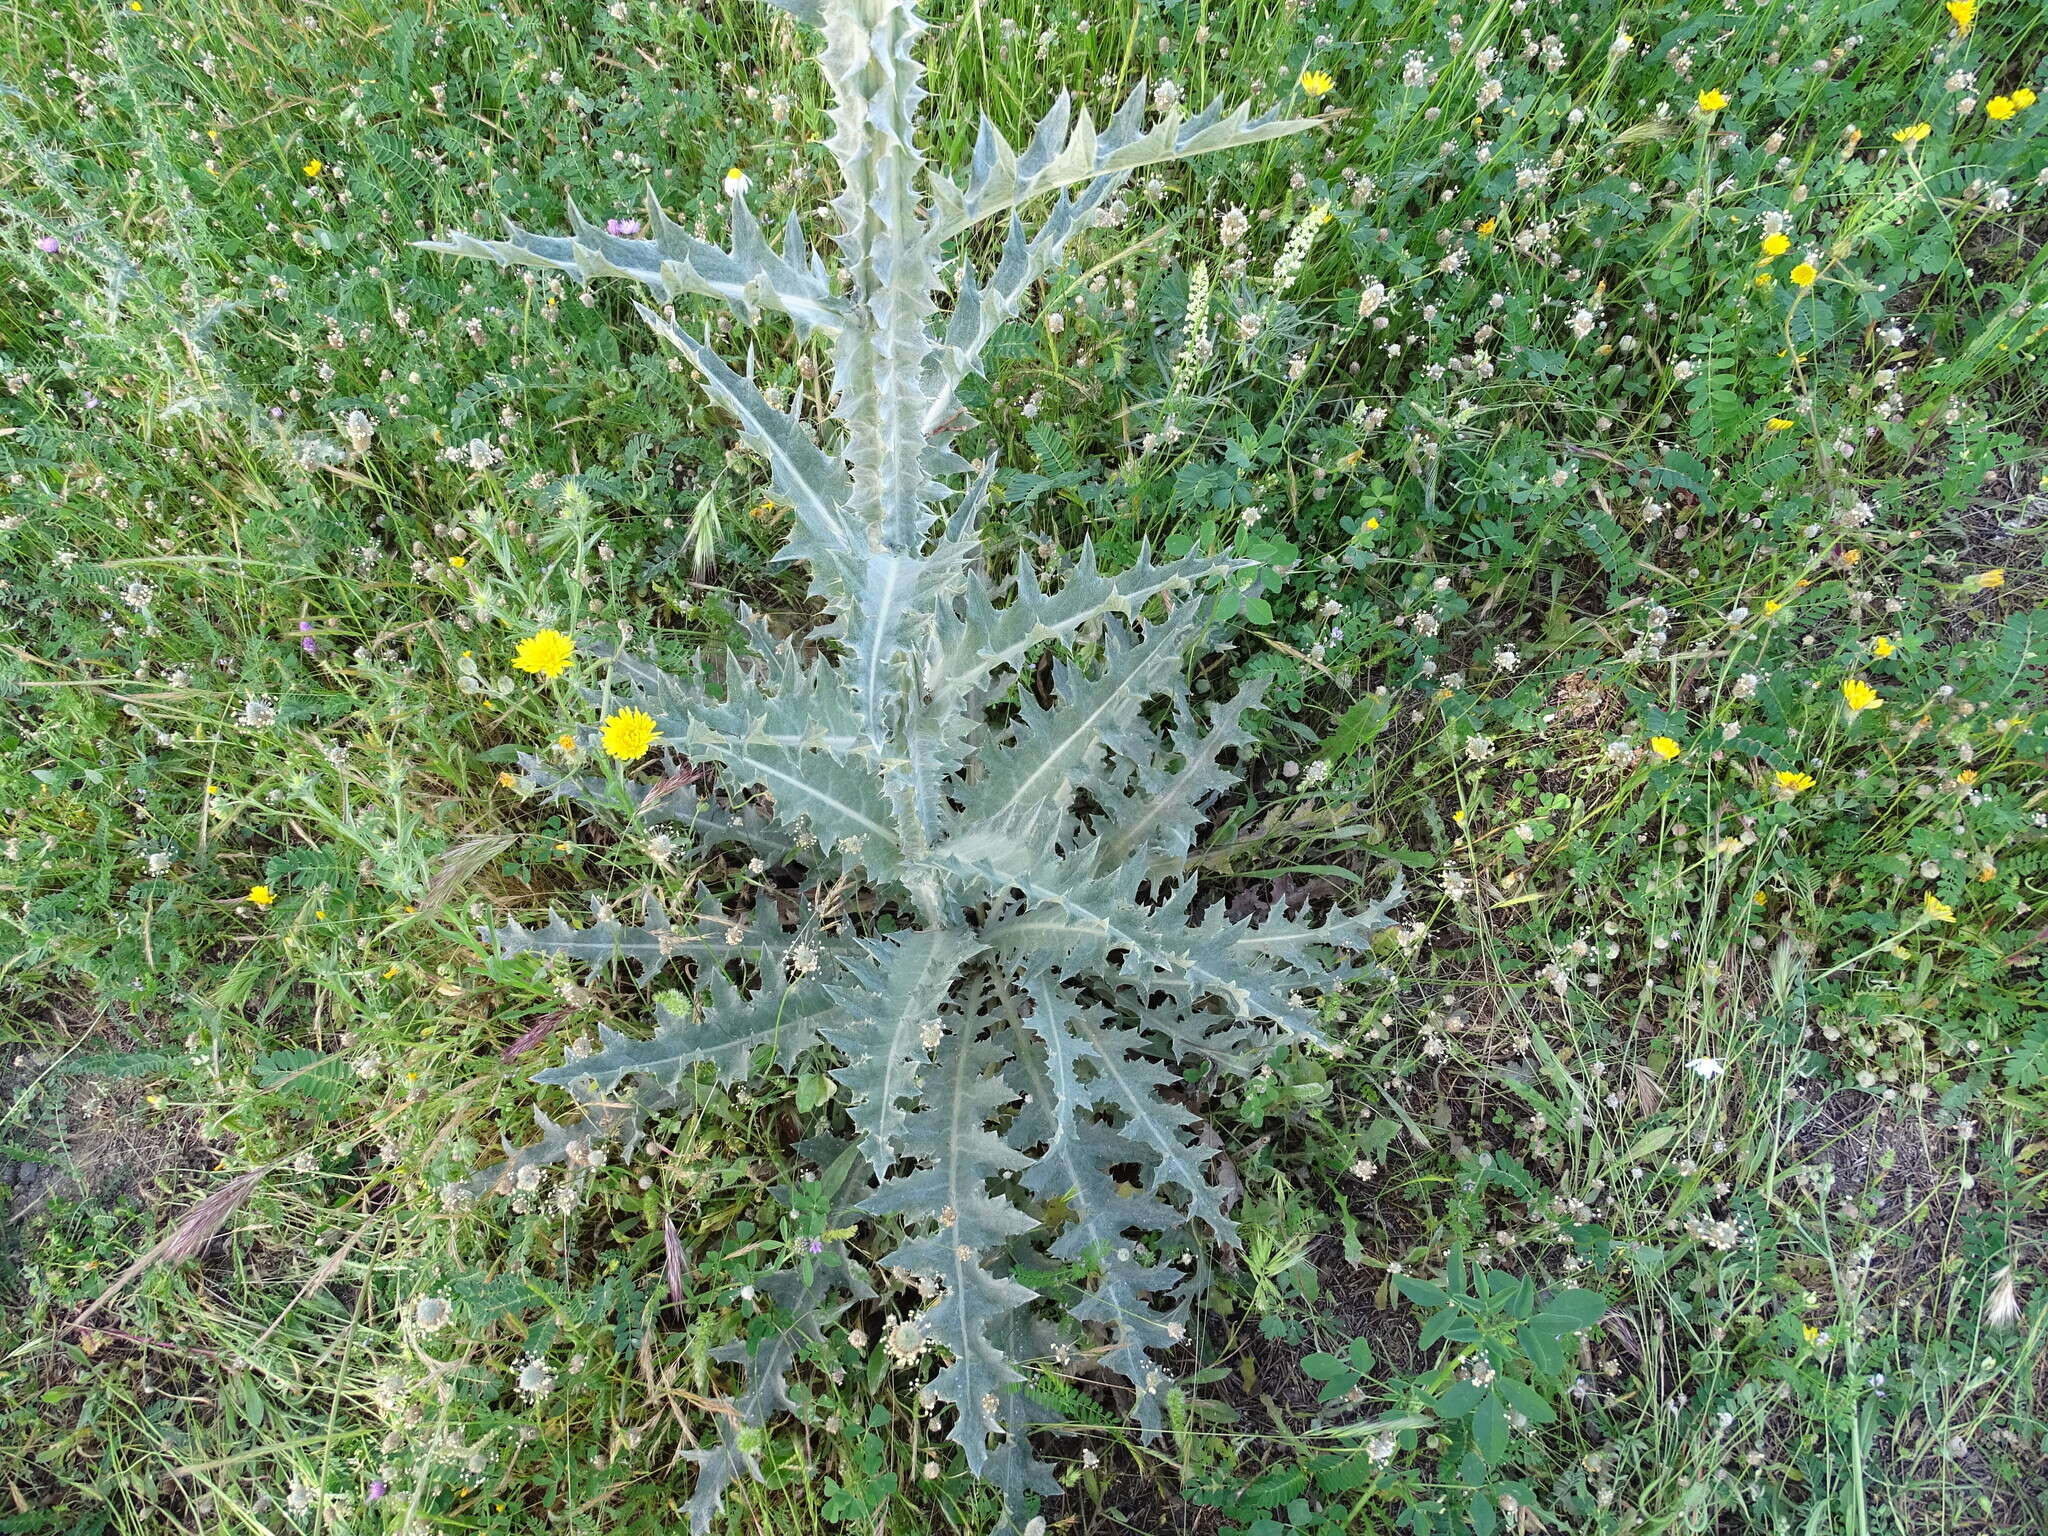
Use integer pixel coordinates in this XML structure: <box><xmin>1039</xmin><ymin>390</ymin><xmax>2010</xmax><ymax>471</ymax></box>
<box><xmin>1688</xmin><ymin>1057</ymin><xmax>1726</xmax><ymax>1081</ymax></box>
<box><xmin>516</xmin><ymin>1356</ymin><xmax>556</xmax><ymax>1397</ymax></box>
<box><xmin>413</xmin><ymin>1295</ymin><xmax>453</xmax><ymax>1332</ymax></box>
<box><xmin>445</xmin><ymin>436</ymin><xmax>504</xmax><ymax>471</ymax></box>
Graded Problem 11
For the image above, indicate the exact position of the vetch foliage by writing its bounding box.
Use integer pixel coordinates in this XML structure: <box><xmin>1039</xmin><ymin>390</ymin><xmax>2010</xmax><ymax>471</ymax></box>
<box><xmin>425</xmin><ymin>0</ymin><xmax>1396</xmax><ymax>1524</ymax></box>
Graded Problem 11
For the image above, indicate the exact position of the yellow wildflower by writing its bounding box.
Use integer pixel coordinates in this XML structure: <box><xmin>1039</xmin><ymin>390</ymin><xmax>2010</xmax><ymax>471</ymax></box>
<box><xmin>247</xmin><ymin>884</ymin><xmax>276</xmax><ymax>907</ymax></box>
<box><xmin>1299</xmin><ymin>68</ymin><xmax>1336</xmax><ymax>98</ymax></box>
<box><xmin>1976</xmin><ymin>568</ymin><xmax>2005</xmax><ymax>589</ymax></box>
<box><xmin>1789</xmin><ymin>262</ymin><xmax>1818</xmax><ymax>287</ymax></box>
<box><xmin>2015</xmin><ymin>89</ymin><xmax>2038</xmax><ymax>108</ymax></box>
<box><xmin>1957</xmin><ymin>769</ymin><xmax>1979</xmax><ymax>786</ymax></box>
<box><xmin>1802</xmin><ymin>1324</ymin><xmax>1820</xmax><ymax>1344</ymax></box>
<box><xmin>1649</xmin><ymin>736</ymin><xmax>1681</xmax><ymax>761</ymax></box>
<box><xmin>1761</xmin><ymin>232</ymin><xmax>1791</xmax><ymax>257</ymax></box>
<box><xmin>448</xmin><ymin>554</ymin><xmax>467</xmax><ymax>569</ymax></box>
<box><xmin>1892</xmin><ymin>122</ymin><xmax>1932</xmax><ymax>143</ymax></box>
<box><xmin>602</xmin><ymin>707</ymin><xmax>658</xmax><ymax>761</ymax></box>
<box><xmin>1872</xmin><ymin>635</ymin><xmax>1895</xmax><ymax>657</ymax></box>
<box><xmin>1766</xmin><ymin>417</ymin><xmax>1796</xmax><ymax>431</ymax></box>
<box><xmin>1775</xmin><ymin>770</ymin><xmax>1816</xmax><ymax>794</ymax></box>
<box><xmin>1987</xmin><ymin>96</ymin><xmax>2017</xmax><ymax>121</ymax></box>
<box><xmin>1755</xmin><ymin>272</ymin><xmax>1775</xmax><ymax>288</ymax></box>
<box><xmin>1476</xmin><ymin>217</ymin><xmax>1497</xmax><ymax>235</ymax></box>
<box><xmin>303</xmin><ymin>158</ymin><xmax>323</xmax><ymax>178</ymax></box>
<box><xmin>1763</xmin><ymin>599</ymin><xmax>1785</xmax><ymax>615</ymax></box>
<box><xmin>497</xmin><ymin>771</ymin><xmax>518</xmax><ymax>788</ymax></box>
<box><xmin>513</xmin><ymin>628</ymin><xmax>576</xmax><ymax>680</ymax></box>
<box><xmin>1841</xmin><ymin>678</ymin><xmax>1883</xmax><ymax>712</ymax></box>
<box><xmin>1923</xmin><ymin>893</ymin><xmax>1955</xmax><ymax>923</ymax></box>
<box><xmin>1946</xmin><ymin>0</ymin><xmax>1975</xmax><ymax>34</ymax></box>
<box><xmin>1697</xmin><ymin>89</ymin><xmax>1728</xmax><ymax>112</ymax></box>
<box><xmin>556</xmin><ymin>732</ymin><xmax>579</xmax><ymax>753</ymax></box>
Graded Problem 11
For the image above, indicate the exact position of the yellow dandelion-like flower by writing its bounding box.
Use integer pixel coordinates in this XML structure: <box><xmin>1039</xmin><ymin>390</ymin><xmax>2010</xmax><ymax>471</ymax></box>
<box><xmin>1476</xmin><ymin>217</ymin><xmax>1497</xmax><ymax>235</ymax></box>
<box><xmin>1789</xmin><ymin>262</ymin><xmax>1818</xmax><ymax>287</ymax></box>
<box><xmin>1696</xmin><ymin>89</ymin><xmax>1728</xmax><ymax>112</ymax></box>
<box><xmin>556</xmin><ymin>732</ymin><xmax>579</xmax><ymax>753</ymax></box>
<box><xmin>1979</xmin><ymin>862</ymin><xmax>1997</xmax><ymax>881</ymax></box>
<box><xmin>448</xmin><ymin>554</ymin><xmax>467</xmax><ymax>569</ymax></box>
<box><xmin>247</xmin><ymin>884</ymin><xmax>276</xmax><ymax>907</ymax></box>
<box><xmin>1987</xmin><ymin>96</ymin><xmax>2017</xmax><ymax>121</ymax></box>
<box><xmin>1766</xmin><ymin>417</ymin><xmax>1796</xmax><ymax>431</ymax></box>
<box><xmin>1976</xmin><ymin>568</ymin><xmax>2005</xmax><ymax>589</ymax></box>
<box><xmin>1299</xmin><ymin>68</ymin><xmax>1336</xmax><ymax>98</ymax></box>
<box><xmin>1775</xmin><ymin>770</ymin><xmax>1816</xmax><ymax>794</ymax></box>
<box><xmin>1946</xmin><ymin>0</ymin><xmax>1975</xmax><ymax>35</ymax></box>
<box><xmin>497</xmin><ymin>771</ymin><xmax>518</xmax><ymax>789</ymax></box>
<box><xmin>513</xmin><ymin>628</ymin><xmax>576</xmax><ymax>680</ymax></box>
<box><xmin>1761</xmin><ymin>232</ymin><xmax>1791</xmax><ymax>257</ymax></box>
<box><xmin>1802</xmin><ymin>1324</ymin><xmax>1820</xmax><ymax>1344</ymax></box>
<box><xmin>1957</xmin><ymin>769</ymin><xmax>1979</xmax><ymax>786</ymax></box>
<box><xmin>1872</xmin><ymin>635</ymin><xmax>1896</xmax><ymax>657</ymax></box>
<box><xmin>1923</xmin><ymin>893</ymin><xmax>1955</xmax><ymax>923</ymax></box>
<box><xmin>2015</xmin><ymin>89</ymin><xmax>2037</xmax><ymax>108</ymax></box>
<box><xmin>1893</xmin><ymin>121</ymin><xmax>1932</xmax><ymax>143</ymax></box>
<box><xmin>1649</xmin><ymin>736</ymin><xmax>1681</xmax><ymax>761</ymax></box>
<box><xmin>1841</xmin><ymin>678</ymin><xmax>1883</xmax><ymax>712</ymax></box>
<box><xmin>1763</xmin><ymin>599</ymin><xmax>1785</xmax><ymax>615</ymax></box>
<box><xmin>303</xmin><ymin>158</ymin><xmax>323</xmax><ymax>178</ymax></box>
<box><xmin>602</xmin><ymin>707</ymin><xmax>658</xmax><ymax>761</ymax></box>
<box><xmin>1754</xmin><ymin>271</ymin><xmax>1775</xmax><ymax>288</ymax></box>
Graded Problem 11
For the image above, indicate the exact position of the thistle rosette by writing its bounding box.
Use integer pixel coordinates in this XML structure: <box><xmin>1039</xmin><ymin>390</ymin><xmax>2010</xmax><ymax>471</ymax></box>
<box><xmin>425</xmin><ymin>1</ymin><xmax>1391</xmax><ymax>1526</ymax></box>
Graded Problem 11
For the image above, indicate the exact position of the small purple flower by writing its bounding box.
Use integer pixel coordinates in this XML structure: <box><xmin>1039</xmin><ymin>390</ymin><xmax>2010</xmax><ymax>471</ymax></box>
<box><xmin>367</xmin><ymin>1481</ymin><xmax>387</xmax><ymax>1501</ymax></box>
<box><xmin>605</xmin><ymin>218</ymin><xmax>641</xmax><ymax>237</ymax></box>
<box><xmin>36</xmin><ymin>236</ymin><xmax>62</xmax><ymax>255</ymax></box>
<box><xmin>806</xmin><ymin>1237</ymin><xmax>823</xmax><ymax>1255</ymax></box>
<box><xmin>299</xmin><ymin>619</ymin><xmax>317</xmax><ymax>654</ymax></box>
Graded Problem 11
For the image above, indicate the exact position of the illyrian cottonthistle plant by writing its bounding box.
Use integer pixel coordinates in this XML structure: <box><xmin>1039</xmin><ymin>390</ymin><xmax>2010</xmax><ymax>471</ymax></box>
<box><xmin>423</xmin><ymin>0</ymin><xmax>1395</xmax><ymax>1524</ymax></box>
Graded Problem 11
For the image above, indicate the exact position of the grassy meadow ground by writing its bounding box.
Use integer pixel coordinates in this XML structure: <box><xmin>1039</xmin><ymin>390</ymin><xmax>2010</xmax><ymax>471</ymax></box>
<box><xmin>3</xmin><ymin>0</ymin><xmax>2047</xmax><ymax>1531</ymax></box>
